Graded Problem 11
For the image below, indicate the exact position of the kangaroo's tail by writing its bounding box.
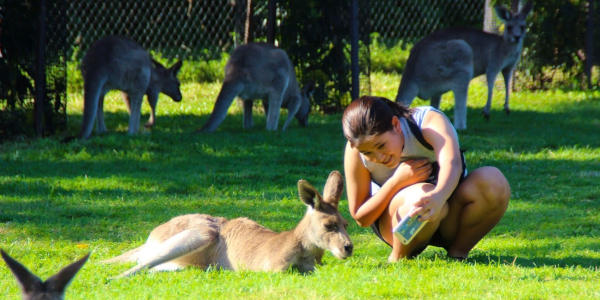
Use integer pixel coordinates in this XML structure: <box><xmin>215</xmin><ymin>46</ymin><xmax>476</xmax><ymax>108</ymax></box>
<box><xmin>100</xmin><ymin>246</ymin><xmax>143</xmax><ymax>264</ymax></box>
<box><xmin>196</xmin><ymin>80</ymin><xmax>245</xmax><ymax>133</ymax></box>
<box><xmin>78</xmin><ymin>73</ymin><xmax>106</xmax><ymax>140</ymax></box>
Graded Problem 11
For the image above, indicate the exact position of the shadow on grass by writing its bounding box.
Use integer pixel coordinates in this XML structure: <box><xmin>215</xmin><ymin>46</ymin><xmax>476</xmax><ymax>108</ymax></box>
<box><xmin>468</xmin><ymin>251</ymin><xmax>600</xmax><ymax>270</ymax></box>
<box><xmin>1</xmin><ymin>98</ymin><xmax>600</xmax><ymax>267</ymax></box>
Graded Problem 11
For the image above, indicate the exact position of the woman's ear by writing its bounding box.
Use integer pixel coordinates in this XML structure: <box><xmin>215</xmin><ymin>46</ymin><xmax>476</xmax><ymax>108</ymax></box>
<box><xmin>391</xmin><ymin>116</ymin><xmax>402</xmax><ymax>134</ymax></box>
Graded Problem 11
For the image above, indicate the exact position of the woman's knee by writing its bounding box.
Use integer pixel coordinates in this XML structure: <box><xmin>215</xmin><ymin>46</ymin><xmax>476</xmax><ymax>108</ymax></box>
<box><xmin>459</xmin><ymin>167</ymin><xmax>511</xmax><ymax>208</ymax></box>
<box><xmin>389</xmin><ymin>183</ymin><xmax>435</xmax><ymax>218</ymax></box>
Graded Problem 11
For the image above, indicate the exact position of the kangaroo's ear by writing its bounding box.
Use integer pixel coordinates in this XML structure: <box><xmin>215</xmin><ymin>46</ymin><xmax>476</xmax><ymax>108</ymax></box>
<box><xmin>322</xmin><ymin>171</ymin><xmax>344</xmax><ymax>207</ymax></box>
<box><xmin>170</xmin><ymin>60</ymin><xmax>183</xmax><ymax>76</ymax></box>
<box><xmin>494</xmin><ymin>5</ymin><xmax>512</xmax><ymax>22</ymax></box>
<box><xmin>44</xmin><ymin>252</ymin><xmax>90</xmax><ymax>294</ymax></box>
<box><xmin>298</xmin><ymin>180</ymin><xmax>323</xmax><ymax>210</ymax></box>
<box><xmin>516</xmin><ymin>1</ymin><xmax>533</xmax><ymax>20</ymax></box>
<box><xmin>1</xmin><ymin>249</ymin><xmax>43</xmax><ymax>294</ymax></box>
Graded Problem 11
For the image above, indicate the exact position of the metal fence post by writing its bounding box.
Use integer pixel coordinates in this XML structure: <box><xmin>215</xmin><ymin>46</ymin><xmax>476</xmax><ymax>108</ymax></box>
<box><xmin>350</xmin><ymin>0</ymin><xmax>359</xmax><ymax>101</ymax></box>
<box><xmin>34</xmin><ymin>0</ymin><xmax>47</xmax><ymax>137</ymax></box>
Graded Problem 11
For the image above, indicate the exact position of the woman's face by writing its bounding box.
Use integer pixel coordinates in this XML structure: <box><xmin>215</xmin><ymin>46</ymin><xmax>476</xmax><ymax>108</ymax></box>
<box><xmin>355</xmin><ymin>116</ymin><xmax>404</xmax><ymax>168</ymax></box>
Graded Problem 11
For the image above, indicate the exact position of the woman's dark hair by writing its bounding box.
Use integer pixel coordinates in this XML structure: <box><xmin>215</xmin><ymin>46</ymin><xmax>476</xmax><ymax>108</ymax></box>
<box><xmin>342</xmin><ymin>96</ymin><xmax>412</xmax><ymax>147</ymax></box>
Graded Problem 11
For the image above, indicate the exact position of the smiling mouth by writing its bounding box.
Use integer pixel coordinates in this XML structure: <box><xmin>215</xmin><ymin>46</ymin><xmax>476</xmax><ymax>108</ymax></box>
<box><xmin>382</xmin><ymin>156</ymin><xmax>392</xmax><ymax>166</ymax></box>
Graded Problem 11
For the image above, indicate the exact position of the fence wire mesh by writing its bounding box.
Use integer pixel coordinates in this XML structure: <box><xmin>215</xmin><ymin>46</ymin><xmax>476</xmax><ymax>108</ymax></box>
<box><xmin>2</xmin><ymin>0</ymin><xmax>598</xmax><ymax>140</ymax></box>
<box><xmin>368</xmin><ymin>0</ymin><xmax>484</xmax><ymax>47</ymax></box>
<box><xmin>66</xmin><ymin>0</ymin><xmax>241</xmax><ymax>61</ymax></box>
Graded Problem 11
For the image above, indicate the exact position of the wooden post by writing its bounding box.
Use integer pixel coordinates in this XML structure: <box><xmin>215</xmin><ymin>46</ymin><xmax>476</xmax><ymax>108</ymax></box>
<box><xmin>244</xmin><ymin>0</ymin><xmax>254</xmax><ymax>44</ymax></box>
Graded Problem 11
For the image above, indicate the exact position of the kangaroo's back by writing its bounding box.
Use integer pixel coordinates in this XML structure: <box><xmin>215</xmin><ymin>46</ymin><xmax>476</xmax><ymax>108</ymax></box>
<box><xmin>225</xmin><ymin>42</ymin><xmax>299</xmax><ymax>97</ymax></box>
<box><xmin>418</xmin><ymin>27</ymin><xmax>505</xmax><ymax>77</ymax></box>
<box><xmin>81</xmin><ymin>35</ymin><xmax>152</xmax><ymax>90</ymax></box>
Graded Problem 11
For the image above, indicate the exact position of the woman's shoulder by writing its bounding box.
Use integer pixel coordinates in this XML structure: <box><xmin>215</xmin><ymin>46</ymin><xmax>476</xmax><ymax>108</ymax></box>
<box><xmin>410</xmin><ymin>106</ymin><xmax>445</xmax><ymax>127</ymax></box>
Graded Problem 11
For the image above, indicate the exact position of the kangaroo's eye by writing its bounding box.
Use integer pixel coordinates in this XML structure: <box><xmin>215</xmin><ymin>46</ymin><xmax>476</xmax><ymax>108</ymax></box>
<box><xmin>325</xmin><ymin>223</ymin><xmax>337</xmax><ymax>230</ymax></box>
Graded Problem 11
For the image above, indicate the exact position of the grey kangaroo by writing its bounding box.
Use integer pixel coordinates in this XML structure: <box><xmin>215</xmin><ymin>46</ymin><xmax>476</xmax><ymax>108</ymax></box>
<box><xmin>1</xmin><ymin>249</ymin><xmax>90</xmax><ymax>300</ymax></box>
<box><xmin>196</xmin><ymin>42</ymin><xmax>313</xmax><ymax>132</ymax></box>
<box><xmin>102</xmin><ymin>171</ymin><xmax>353</xmax><ymax>278</ymax></box>
<box><xmin>78</xmin><ymin>35</ymin><xmax>182</xmax><ymax>140</ymax></box>
<box><xmin>395</xmin><ymin>2</ymin><xmax>533</xmax><ymax>130</ymax></box>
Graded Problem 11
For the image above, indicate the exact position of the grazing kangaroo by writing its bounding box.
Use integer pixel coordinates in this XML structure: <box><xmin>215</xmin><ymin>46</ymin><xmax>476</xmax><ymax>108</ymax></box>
<box><xmin>196</xmin><ymin>42</ymin><xmax>314</xmax><ymax>132</ymax></box>
<box><xmin>1</xmin><ymin>249</ymin><xmax>90</xmax><ymax>300</ymax></box>
<box><xmin>395</xmin><ymin>1</ymin><xmax>533</xmax><ymax>130</ymax></box>
<box><xmin>102</xmin><ymin>171</ymin><xmax>353</xmax><ymax>278</ymax></box>
<box><xmin>78</xmin><ymin>35</ymin><xmax>183</xmax><ymax>140</ymax></box>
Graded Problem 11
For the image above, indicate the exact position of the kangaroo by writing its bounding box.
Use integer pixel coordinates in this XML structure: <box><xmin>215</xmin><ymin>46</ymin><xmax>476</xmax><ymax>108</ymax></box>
<box><xmin>78</xmin><ymin>35</ymin><xmax>183</xmax><ymax>140</ymax></box>
<box><xmin>395</xmin><ymin>2</ymin><xmax>533</xmax><ymax>130</ymax></box>
<box><xmin>1</xmin><ymin>249</ymin><xmax>90</xmax><ymax>300</ymax></box>
<box><xmin>196</xmin><ymin>42</ymin><xmax>314</xmax><ymax>132</ymax></box>
<box><xmin>102</xmin><ymin>171</ymin><xmax>353</xmax><ymax>278</ymax></box>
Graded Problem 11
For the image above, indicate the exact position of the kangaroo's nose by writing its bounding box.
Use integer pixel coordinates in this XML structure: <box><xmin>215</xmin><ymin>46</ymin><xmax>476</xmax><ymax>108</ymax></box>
<box><xmin>344</xmin><ymin>243</ymin><xmax>354</xmax><ymax>254</ymax></box>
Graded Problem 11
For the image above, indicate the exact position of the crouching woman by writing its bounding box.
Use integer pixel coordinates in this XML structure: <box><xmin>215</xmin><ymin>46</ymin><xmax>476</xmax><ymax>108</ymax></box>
<box><xmin>342</xmin><ymin>96</ymin><xmax>510</xmax><ymax>261</ymax></box>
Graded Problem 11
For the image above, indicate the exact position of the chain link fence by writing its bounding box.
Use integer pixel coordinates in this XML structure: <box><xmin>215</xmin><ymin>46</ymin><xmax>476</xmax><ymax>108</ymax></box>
<box><xmin>66</xmin><ymin>0</ymin><xmax>242</xmax><ymax>61</ymax></box>
<box><xmin>2</xmin><ymin>0</ymin><xmax>598</xmax><ymax>140</ymax></box>
<box><xmin>368</xmin><ymin>0</ymin><xmax>484</xmax><ymax>47</ymax></box>
<box><xmin>0</xmin><ymin>0</ymin><xmax>67</xmax><ymax>140</ymax></box>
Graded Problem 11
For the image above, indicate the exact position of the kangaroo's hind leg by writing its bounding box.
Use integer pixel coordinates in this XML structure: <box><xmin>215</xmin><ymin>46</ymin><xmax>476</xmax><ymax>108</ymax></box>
<box><xmin>126</xmin><ymin>92</ymin><xmax>144</xmax><ymax>135</ymax></box>
<box><xmin>501</xmin><ymin>67</ymin><xmax>514</xmax><ymax>116</ymax></box>
<box><xmin>112</xmin><ymin>228</ymin><xmax>218</xmax><ymax>279</ymax></box>
<box><xmin>242</xmin><ymin>99</ymin><xmax>254</xmax><ymax>129</ymax></box>
<box><xmin>430</xmin><ymin>95</ymin><xmax>442</xmax><ymax>109</ymax></box>
<box><xmin>96</xmin><ymin>91</ymin><xmax>109</xmax><ymax>133</ymax></box>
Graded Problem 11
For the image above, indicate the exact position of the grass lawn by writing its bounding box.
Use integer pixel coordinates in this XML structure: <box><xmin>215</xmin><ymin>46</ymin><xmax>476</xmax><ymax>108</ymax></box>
<box><xmin>1</xmin><ymin>73</ymin><xmax>599</xmax><ymax>299</ymax></box>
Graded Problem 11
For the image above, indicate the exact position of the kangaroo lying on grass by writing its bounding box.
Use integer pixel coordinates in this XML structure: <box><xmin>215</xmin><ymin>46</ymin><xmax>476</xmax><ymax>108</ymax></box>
<box><xmin>196</xmin><ymin>42</ymin><xmax>314</xmax><ymax>132</ymax></box>
<box><xmin>395</xmin><ymin>1</ymin><xmax>533</xmax><ymax>130</ymax></box>
<box><xmin>102</xmin><ymin>171</ymin><xmax>353</xmax><ymax>278</ymax></box>
<box><xmin>78</xmin><ymin>35</ymin><xmax>183</xmax><ymax>140</ymax></box>
<box><xmin>1</xmin><ymin>249</ymin><xmax>90</xmax><ymax>300</ymax></box>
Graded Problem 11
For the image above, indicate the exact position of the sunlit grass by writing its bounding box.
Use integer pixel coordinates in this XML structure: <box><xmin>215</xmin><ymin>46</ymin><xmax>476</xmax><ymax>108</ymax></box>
<box><xmin>1</xmin><ymin>74</ymin><xmax>599</xmax><ymax>299</ymax></box>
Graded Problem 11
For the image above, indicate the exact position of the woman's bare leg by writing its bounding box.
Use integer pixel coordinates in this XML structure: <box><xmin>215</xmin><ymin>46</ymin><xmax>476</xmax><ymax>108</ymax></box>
<box><xmin>379</xmin><ymin>183</ymin><xmax>448</xmax><ymax>262</ymax></box>
<box><xmin>438</xmin><ymin>166</ymin><xmax>510</xmax><ymax>259</ymax></box>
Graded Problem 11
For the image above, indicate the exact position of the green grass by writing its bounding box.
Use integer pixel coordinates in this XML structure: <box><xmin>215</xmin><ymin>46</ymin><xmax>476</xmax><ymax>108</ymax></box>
<box><xmin>1</xmin><ymin>73</ymin><xmax>600</xmax><ymax>299</ymax></box>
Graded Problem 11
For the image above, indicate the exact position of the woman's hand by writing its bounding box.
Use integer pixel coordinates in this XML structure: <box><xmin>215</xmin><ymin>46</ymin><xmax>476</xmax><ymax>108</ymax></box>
<box><xmin>392</xmin><ymin>158</ymin><xmax>432</xmax><ymax>185</ymax></box>
<box><xmin>409</xmin><ymin>191</ymin><xmax>447</xmax><ymax>222</ymax></box>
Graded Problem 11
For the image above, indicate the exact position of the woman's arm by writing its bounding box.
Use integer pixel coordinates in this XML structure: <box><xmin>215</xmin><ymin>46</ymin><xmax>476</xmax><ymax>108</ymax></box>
<box><xmin>344</xmin><ymin>142</ymin><xmax>431</xmax><ymax>227</ymax></box>
<box><xmin>413</xmin><ymin>110</ymin><xmax>463</xmax><ymax>221</ymax></box>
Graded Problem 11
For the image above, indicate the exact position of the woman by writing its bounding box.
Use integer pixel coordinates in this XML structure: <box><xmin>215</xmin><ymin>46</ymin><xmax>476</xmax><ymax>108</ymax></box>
<box><xmin>342</xmin><ymin>96</ymin><xmax>510</xmax><ymax>262</ymax></box>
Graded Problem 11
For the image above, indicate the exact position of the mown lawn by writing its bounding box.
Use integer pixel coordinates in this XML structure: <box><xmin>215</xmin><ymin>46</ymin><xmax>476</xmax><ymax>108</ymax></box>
<box><xmin>1</xmin><ymin>73</ymin><xmax>599</xmax><ymax>299</ymax></box>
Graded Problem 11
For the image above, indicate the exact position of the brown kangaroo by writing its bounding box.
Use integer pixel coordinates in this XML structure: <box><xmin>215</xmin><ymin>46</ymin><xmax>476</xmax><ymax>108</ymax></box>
<box><xmin>102</xmin><ymin>171</ymin><xmax>353</xmax><ymax>278</ymax></box>
<box><xmin>1</xmin><ymin>249</ymin><xmax>90</xmax><ymax>300</ymax></box>
<box><xmin>395</xmin><ymin>2</ymin><xmax>533</xmax><ymax>130</ymax></box>
<box><xmin>79</xmin><ymin>35</ymin><xmax>183</xmax><ymax>140</ymax></box>
<box><xmin>196</xmin><ymin>42</ymin><xmax>313</xmax><ymax>132</ymax></box>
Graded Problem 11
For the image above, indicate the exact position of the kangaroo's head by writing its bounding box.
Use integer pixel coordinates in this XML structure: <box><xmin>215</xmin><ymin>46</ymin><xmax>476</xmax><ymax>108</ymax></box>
<box><xmin>151</xmin><ymin>59</ymin><xmax>183</xmax><ymax>102</ymax></box>
<box><xmin>495</xmin><ymin>1</ymin><xmax>533</xmax><ymax>44</ymax></box>
<box><xmin>1</xmin><ymin>249</ymin><xmax>90</xmax><ymax>300</ymax></box>
<box><xmin>295</xmin><ymin>82</ymin><xmax>315</xmax><ymax>127</ymax></box>
<box><xmin>297</xmin><ymin>171</ymin><xmax>353</xmax><ymax>260</ymax></box>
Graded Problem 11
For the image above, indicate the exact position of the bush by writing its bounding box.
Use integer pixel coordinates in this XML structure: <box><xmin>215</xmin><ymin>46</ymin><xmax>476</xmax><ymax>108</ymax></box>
<box><xmin>369</xmin><ymin>33</ymin><xmax>412</xmax><ymax>74</ymax></box>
